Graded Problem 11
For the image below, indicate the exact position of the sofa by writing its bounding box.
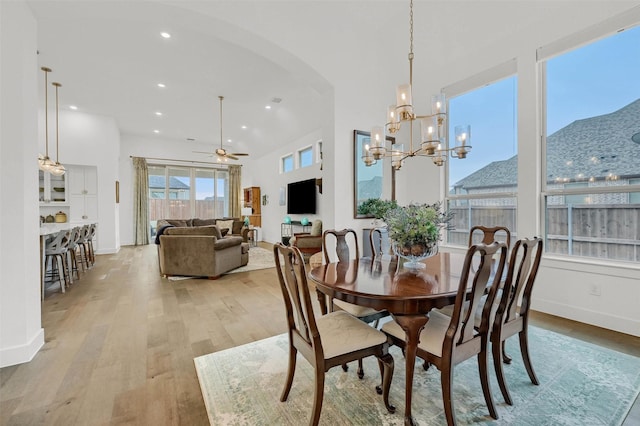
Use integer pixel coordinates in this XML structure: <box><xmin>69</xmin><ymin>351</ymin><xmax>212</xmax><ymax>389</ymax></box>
<box><xmin>156</xmin><ymin>222</ymin><xmax>249</xmax><ymax>279</ymax></box>
<box><xmin>156</xmin><ymin>217</ymin><xmax>251</xmax><ymax>242</ymax></box>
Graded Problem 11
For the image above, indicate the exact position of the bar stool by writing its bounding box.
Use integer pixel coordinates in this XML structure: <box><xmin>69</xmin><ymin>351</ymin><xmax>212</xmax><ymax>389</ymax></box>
<box><xmin>76</xmin><ymin>224</ymin><xmax>92</xmax><ymax>270</ymax></box>
<box><xmin>66</xmin><ymin>226</ymin><xmax>83</xmax><ymax>278</ymax></box>
<box><xmin>87</xmin><ymin>223</ymin><xmax>97</xmax><ymax>265</ymax></box>
<box><xmin>45</xmin><ymin>229</ymin><xmax>71</xmax><ymax>294</ymax></box>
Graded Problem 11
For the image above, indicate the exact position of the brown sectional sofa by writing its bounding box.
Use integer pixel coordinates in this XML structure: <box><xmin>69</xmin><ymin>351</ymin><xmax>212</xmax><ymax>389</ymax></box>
<box><xmin>156</xmin><ymin>218</ymin><xmax>250</xmax><ymax>279</ymax></box>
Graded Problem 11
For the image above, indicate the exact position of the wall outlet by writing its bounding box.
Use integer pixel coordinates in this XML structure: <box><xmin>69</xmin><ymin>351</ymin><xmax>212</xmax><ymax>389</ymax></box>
<box><xmin>589</xmin><ymin>283</ymin><xmax>602</xmax><ymax>296</ymax></box>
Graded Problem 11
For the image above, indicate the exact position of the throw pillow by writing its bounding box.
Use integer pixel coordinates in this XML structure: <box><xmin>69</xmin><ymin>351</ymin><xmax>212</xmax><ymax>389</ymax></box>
<box><xmin>310</xmin><ymin>219</ymin><xmax>322</xmax><ymax>236</ymax></box>
<box><xmin>216</xmin><ymin>219</ymin><xmax>234</xmax><ymax>233</ymax></box>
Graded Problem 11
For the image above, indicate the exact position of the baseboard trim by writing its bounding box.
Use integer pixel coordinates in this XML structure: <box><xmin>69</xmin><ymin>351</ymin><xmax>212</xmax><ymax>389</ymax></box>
<box><xmin>533</xmin><ymin>298</ymin><xmax>640</xmax><ymax>337</ymax></box>
<box><xmin>0</xmin><ymin>328</ymin><xmax>45</xmax><ymax>368</ymax></box>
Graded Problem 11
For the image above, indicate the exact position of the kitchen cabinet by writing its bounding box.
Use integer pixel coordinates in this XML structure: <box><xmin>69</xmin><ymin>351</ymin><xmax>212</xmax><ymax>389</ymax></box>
<box><xmin>39</xmin><ymin>169</ymin><xmax>68</xmax><ymax>205</ymax></box>
<box><xmin>68</xmin><ymin>165</ymin><xmax>98</xmax><ymax>221</ymax></box>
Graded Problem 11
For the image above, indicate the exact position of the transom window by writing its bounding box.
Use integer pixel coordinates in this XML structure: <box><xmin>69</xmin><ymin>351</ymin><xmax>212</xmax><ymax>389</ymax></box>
<box><xmin>298</xmin><ymin>146</ymin><xmax>313</xmax><ymax>168</ymax></box>
<box><xmin>281</xmin><ymin>154</ymin><xmax>294</xmax><ymax>173</ymax></box>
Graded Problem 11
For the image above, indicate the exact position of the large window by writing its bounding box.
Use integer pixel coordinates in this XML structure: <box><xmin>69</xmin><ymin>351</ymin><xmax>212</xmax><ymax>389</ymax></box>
<box><xmin>445</xmin><ymin>65</ymin><xmax>518</xmax><ymax>246</ymax></box>
<box><xmin>148</xmin><ymin>165</ymin><xmax>229</xmax><ymax>240</ymax></box>
<box><xmin>542</xmin><ymin>25</ymin><xmax>640</xmax><ymax>262</ymax></box>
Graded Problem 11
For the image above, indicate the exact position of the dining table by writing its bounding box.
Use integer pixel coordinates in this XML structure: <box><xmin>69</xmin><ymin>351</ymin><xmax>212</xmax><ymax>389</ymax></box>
<box><xmin>308</xmin><ymin>251</ymin><xmax>469</xmax><ymax>426</ymax></box>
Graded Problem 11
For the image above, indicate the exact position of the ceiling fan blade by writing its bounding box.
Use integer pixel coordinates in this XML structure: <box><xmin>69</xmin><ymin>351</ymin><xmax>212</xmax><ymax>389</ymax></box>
<box><xmin>193</xmin><ymin>150</ymin><xmax>213</xmax><ymax>154</ymax></box>
<box><xmin>230</xmin><ymin>152</ymin><xmax>249</xmax><ymax>156</ymax></box>
<box><xmin>226</xmin><ymin>154</ymin><xmax>239</xmax><ymax>160</ymax></box>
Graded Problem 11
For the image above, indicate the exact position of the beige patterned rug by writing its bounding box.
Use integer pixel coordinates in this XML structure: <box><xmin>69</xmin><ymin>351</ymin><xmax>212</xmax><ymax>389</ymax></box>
<box><xmin>225</xmin><ymin>246</ymin><xmax>275</xmax><ymax>274</ymax></box>
<box><xmin>194</xmin><ymin>327</ymin><xmax>640</xmax><ymax>425</ymax></box>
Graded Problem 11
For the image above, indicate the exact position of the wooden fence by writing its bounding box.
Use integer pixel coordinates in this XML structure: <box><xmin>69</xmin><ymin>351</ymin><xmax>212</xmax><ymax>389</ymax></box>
<box><xmin>447</xmin><ymin>204</ymin><xmax>640</xmax><ymax>262</ymax></box>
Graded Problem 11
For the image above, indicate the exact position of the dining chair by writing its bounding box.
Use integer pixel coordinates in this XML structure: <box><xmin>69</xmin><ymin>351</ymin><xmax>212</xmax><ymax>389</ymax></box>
<box><xmin>381</xmin><ymin>242</ymin><xmax>508</xmax><ymax>425</ymax></box>
<box><xmin>323</xmin><ymin>229</ymin><xmax>390</xmax><ymax>378</ymax></box>
<box><xmin>491</xmin><ymin>236</ymin><xmax>543</xmax><ymax>405</ymax></box>
<box><xmin>273</xmin><ymin>243</ymin><xmax>395</xmax><ymax>426</ymax></box>
<box><xmin>369</xmin><ymin>227</ymin><xmax>385</xmax><ymax>258</ymax></box>
<box><xmin>468</xmin><ymin>225</ymin><xmax>511</xmax><ymax>249</ymax></box>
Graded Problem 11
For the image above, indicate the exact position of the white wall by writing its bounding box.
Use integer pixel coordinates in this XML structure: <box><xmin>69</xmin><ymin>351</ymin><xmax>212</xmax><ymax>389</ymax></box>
<box><xmin>0</xmin><ymin>0</ymin><xmax>44</xmax><ymax>367</ymax></box>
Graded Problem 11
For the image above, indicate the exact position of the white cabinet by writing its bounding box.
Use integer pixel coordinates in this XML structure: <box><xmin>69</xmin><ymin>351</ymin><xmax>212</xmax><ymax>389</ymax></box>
<box><xmin>68</xmin><ymin>165</ymin><xmax>98</xmax><ymax>221</ymax></box>
<box><xmin>39</xmin><ymin>169</ymin><xmax>68</xmax><ymax>205</ymax></box>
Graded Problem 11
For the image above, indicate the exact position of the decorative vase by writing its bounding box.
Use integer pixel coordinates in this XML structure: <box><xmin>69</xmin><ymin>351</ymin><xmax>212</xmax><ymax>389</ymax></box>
<box><xmin>392</xmin><ymin>240</ymin><xmax>438</xmax><ymax>269</ymax></box>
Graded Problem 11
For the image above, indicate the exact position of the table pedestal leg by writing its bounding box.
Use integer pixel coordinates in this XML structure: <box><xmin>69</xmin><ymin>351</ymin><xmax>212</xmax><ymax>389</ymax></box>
<box><xmin>393</xmin><ymin>314</ymin><xmax>430</xmax><ymax>426</ymax></box>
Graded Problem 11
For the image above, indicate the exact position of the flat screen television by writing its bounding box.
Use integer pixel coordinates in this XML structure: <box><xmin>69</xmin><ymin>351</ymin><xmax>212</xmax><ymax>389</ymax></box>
<box><xmin>287</xmin><ymin>178</ymin><xmax>317</xmax><ymax>214</ymax></box>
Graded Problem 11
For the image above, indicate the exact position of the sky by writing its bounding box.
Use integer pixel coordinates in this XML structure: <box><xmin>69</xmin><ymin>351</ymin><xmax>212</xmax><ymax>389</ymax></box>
<box><xmin>448</xmin><ymin>24</ymin><xmax>640</xmax><ymax>188</ymax></box>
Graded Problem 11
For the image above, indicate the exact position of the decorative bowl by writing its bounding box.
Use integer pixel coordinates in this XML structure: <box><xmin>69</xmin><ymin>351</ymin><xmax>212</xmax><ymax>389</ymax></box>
<box><xmin>392</xmin><ymin>241</ymin><xmax>438</xmax><ymax>269</ymax></box>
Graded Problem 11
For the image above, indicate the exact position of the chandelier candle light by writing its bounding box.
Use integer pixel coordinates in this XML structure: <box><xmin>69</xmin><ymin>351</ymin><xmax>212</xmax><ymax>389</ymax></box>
<box><xmin>363</xmin><ymin>0</ymin><xmax>472</xmax><ymax>170</ymax></box>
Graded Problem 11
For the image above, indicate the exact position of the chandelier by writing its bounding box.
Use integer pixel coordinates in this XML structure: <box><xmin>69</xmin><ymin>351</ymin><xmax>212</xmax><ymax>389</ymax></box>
<box><xmin>362</xmin><ymin>0</ymin><xmax>471</xmax><ymax>170</ymax></box>
<box><xmin>37</xmin><ymin>66</ymin><xmax>65</xmax><ymax>176</ymax></box>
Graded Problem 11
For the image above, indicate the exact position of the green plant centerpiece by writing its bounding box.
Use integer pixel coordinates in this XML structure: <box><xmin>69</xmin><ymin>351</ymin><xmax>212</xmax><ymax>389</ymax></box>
<box><xmin>357</xmin><ymin>198</ymin><xmax>398</xmax><ymax>222</ymax></box>
<box><xmin>383</xmin><ymin>202</ymin><xmax>454</xmax><ymax>269</ymax></box>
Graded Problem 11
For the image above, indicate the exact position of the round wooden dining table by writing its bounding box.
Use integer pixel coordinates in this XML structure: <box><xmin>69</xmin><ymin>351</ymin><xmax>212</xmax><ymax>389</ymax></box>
<box><xmin>308</xmin><ymin>252</ymin><xmax>468</xmax><ymax>426</ymax></box>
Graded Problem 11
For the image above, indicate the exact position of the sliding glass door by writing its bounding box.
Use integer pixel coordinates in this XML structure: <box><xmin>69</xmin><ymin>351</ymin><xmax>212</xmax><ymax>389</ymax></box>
<box><xmin>148</xmin><ymin>165</ymin><xmax>229</xmax><ymax>241</ymax></box>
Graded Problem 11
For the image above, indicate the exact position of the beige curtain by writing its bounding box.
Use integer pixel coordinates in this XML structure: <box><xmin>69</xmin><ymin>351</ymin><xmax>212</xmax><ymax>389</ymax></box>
<box><xmin>228</xmin><ymin>165</ymin><xmax>242</xmax><ymax>218</ymax></box>
<box><xmin>133</xmin><ymin>157</ymin><xmax>150</xmax><ymax>245</ymax></box>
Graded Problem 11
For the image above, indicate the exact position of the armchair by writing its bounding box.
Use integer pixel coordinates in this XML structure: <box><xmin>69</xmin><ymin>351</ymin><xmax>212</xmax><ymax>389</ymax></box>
<box><xmin>290</xmin><ymin>219</ymin><xmax>322</xmax><ymax>262</ymax></box>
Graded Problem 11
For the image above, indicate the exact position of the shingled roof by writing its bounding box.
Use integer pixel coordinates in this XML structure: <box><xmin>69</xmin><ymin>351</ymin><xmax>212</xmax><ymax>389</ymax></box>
<box><xmin>453</xmin><ymin>98</ymin><xmax>640</xmax><ymax>190</ymax></box>
<box><xmin>149</xmin><ymin>176</ymin><xmax>190</xmax><ymax>190</ymax></box>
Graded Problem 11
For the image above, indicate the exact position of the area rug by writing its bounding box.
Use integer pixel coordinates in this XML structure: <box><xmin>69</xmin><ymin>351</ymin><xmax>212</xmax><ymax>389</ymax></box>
<box><xmin>225</xmin><ymin>246</ymin><xmax>275</xmax><ymax>274</ymax></box>
<box><xmin>194</xmin><ymin>326</ymin><xmax>640</xmax><ymax>425</ymax></box>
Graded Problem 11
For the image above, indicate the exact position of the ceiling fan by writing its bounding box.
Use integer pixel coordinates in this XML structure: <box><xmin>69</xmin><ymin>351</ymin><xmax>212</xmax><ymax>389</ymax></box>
<box><xmin>194</xmin><ymin>95</ymin><xmax>249</xmax><ymax>161</ymax></box>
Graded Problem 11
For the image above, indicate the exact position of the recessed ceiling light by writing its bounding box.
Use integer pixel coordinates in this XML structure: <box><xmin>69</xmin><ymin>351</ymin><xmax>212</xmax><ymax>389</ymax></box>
<box><xmin>157</xmin><ymin>83</ymin><xmax>166</xmax><ymax>88</ymax></box>
<box><xmin>155</xmin><ymin>111</ymin><xmax>163</xmax><ymax>116</ymax></box>
<box><xmin>265</xmin><ymin>105</ymin><xmax>272</xmax><ymax>110</ymax></box>
<box><xmin>69</xmin><ymin>105</ymin><xmax>78</xmax><ymax>110</ymax></box>
<box><xmin>227</xmin><ymin>139</ymin><xmax>232</xmax><ymax>143</ymax></box>
<box><xmin>241</xmin><ymin>125</ymin><xmax>247</xmax><ymax>129</ymax></box>
<box><xmin>160</xmin><ymin>32</ymin><xmax>171</xmax><ymax>39</ymax></box>
<box><xmin>153</xmin><ymin>130</ymin><xmax>160</xmax><ymax>134</ymax></box>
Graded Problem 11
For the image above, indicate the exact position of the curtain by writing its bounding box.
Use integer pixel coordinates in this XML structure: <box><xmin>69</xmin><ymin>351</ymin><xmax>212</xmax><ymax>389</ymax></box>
<box><xmin>133</xmin><ymin>157</ymin><xmax>150</xmax><ymax>245</ymax></box>
<box><xmin>228</xmin><ymin>164</ymin><xmax>242</xmax><ymax>218</ymax></box>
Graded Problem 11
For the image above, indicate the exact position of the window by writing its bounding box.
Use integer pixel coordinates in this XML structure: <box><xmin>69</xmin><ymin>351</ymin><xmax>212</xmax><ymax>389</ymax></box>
<box><xmin>281</xmin><ymin>154</ymin><xmax>294</xmax><ymax>173</ymax></box>
<box><xmin>542</xmin><ymin>24</ymin><xmax>640</xmax><ymax>262</ymax></box>
<box><xmin>298</xmin><ymin>146</ymin><xmax>313</xmax><ymax>168</ymax></box>
<box><xmin>148</xmin><ymin>165</ymin><xmax>229</xmax><ymax>241</ymax></box>
<box><xmin>444</xmin><ymin>63</ymin><xmax>518</xmax><ymax>247</ymax></box>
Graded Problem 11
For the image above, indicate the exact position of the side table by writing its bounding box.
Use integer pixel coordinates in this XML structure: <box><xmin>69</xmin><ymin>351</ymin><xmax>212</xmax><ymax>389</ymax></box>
<box><xmin>246</xmin><ymin>228</ymin><xmax>259</xmax><ymax>247</ymax></box>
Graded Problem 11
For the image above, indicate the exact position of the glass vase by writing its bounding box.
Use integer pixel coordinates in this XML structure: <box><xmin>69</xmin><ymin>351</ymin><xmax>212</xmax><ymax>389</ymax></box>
<box><xmin>392</xmin><ymin>241</ymin><xmax>438</xmax><ymax>269</ymax></box>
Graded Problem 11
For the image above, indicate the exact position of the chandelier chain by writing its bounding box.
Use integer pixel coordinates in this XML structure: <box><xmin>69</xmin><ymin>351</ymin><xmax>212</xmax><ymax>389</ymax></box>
<box><xmin>409</xmin><ymin>0</ymin><xmax>413</xmax><ymax>57</ymax></box>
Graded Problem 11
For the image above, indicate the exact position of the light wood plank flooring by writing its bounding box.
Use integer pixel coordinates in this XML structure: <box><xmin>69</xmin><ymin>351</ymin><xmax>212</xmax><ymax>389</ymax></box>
<box><xmin>1</xmin><ymin>243</ymin><xmax>638</xmax><ymax>425</ymax></box>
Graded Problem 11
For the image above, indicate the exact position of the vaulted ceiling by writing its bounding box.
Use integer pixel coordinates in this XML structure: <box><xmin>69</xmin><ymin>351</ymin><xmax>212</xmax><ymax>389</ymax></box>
<box><xmin>28</xmin><ymin>1</ymin><xmax>327</xmax><ymax>159</ymax></box>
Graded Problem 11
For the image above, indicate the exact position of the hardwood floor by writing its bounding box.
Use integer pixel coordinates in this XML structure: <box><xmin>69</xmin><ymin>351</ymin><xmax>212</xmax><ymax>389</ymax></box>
<box><xmin>1</xmin><ymin>243</ymin><xmax>638</xmax><ymax>425</ymax></box>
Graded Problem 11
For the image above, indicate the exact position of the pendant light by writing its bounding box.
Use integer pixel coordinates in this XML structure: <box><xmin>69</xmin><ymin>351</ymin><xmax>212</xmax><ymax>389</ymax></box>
<box><xmin>49</xmin><ymin>81</ymin><xmax>66</xmax><ymax>176</ymax></box>
<box><xmin>38</xmin><ymin>67</ymin><xmax>56</xmax><ymax>172</ymax></box>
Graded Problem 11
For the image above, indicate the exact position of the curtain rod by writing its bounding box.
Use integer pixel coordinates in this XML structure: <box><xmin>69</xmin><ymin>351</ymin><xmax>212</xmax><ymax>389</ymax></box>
<box><xmin>129</xmin><ymin>156</ymin><xmax>242</xmax><ymax>168</ymax></box>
